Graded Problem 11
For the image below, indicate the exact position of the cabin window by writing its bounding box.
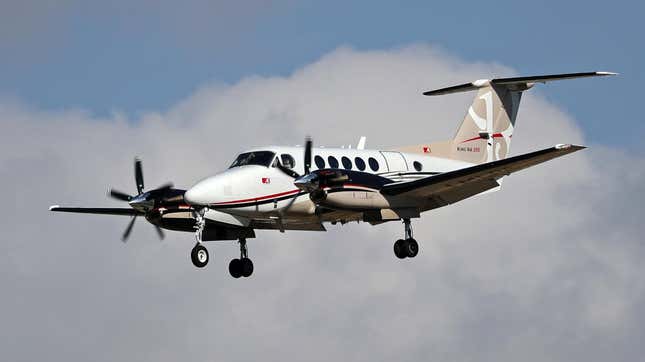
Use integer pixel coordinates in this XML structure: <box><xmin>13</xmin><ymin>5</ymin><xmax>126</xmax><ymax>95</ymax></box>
<box><xmin>230</xmin><ymin>151</ymin><xmax>276</xmax><ymax>168</ymax></box>
<box><xmin>368</xmin><ymin>157</ymin><xmax>380</xmax><ymax>172</ymax></box>
<box><xmin>413</xmin><ymin>161</ymin><xmax>423</xmax><ymax>171</ymax></box>
<box><xmin>341</xmin><ymin>156</ymin><xmax>352</xmax><ymax>170</ymax></box>
<box><xmin>355</xmin><ymin>157</ymin><xmax>366</xmax><ymax>171</ymax></box>
<box><xmin>328</xmin><ymin>156</ymin><xmax>339</xmax><ymax>168</ymax></box>
<box><xmin>314</xmin><ymin>155</ymin><xmax>325</xmax><ymax>169</ymax></box>
<box><xmin>280</xmin><ymin>154</ymin><xmax>296</xmax><ymax>169</ymax></box>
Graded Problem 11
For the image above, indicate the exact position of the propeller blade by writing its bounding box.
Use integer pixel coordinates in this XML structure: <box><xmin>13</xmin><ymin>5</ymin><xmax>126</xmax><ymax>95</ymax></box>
<box><xmin>282</xmin><ymin>194</ymin><xmax>299</xmax><ymax>214</ymax></box>
<box><xmin>146</xmin><ymin>182</ymin><xmax>177</xmax><ymax>203</ymax></box>
<box><xmin>276</xmin><ymin>163</ymin><xmax>301</xmax><ymax>179</ymax></box>
<box><xmin>277</xmin><ymin>194</ymin><xmax>299</xmax><ymax>233</ymax></box>
<box><xmin>154</xmin><ymin>225</ymin><xmax>165</xmax><ymax>240</ymax></box>
<box><xmin>134</xmin><ymin>158</ymin><xmax>144</xmax><ymax>194</ymax></box>
<box><xmin>122</xmin><ymin>215</ymin><xmax>137</xmax><ymax>242</ymax></box>
<box><xmin>304</xmin><ymin>137</ymin><xmax>312</xmax><ymax>175</ymax></box>
<box><xmin>108</xmin><ymin>188</ymin><xmax>133</xmax><ymax>202</ymax></box>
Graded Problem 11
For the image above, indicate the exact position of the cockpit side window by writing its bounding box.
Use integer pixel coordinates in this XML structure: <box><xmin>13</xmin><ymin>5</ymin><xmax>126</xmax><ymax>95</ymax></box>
<box><xmin>230</xmin><ymin>151</ymin><xmax>276</xmax><ymax>168</ymax></box>
<box><xmin>280</xmin><ymin>154</ymin><xmax>296</xmax><ymax>169</ymax></box>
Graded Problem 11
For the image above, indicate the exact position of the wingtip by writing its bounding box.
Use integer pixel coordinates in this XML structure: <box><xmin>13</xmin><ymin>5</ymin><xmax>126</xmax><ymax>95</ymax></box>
<box><xmin>555</xmin><ymin>144</ymin><xmax>587</xmax><ymax>151</ymax></box>
<box><xmin>596</xmin><ymin>71</ymin><xmax>618</xmax><ymax>76</ymax></box>
<box><xmin>49</xmin><ymin>205</ymin><xmax>60</xmax><ymax>211</ymax></box>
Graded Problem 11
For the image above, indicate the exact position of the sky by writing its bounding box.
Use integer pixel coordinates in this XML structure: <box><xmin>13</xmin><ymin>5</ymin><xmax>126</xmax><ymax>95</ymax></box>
<box><xmin>1</xmin><ymin>0</ymin><xmax>643</xmax><ymax>146</ymax></box>
<box><xmin>1</xmin><ymin>1</ymin><xmax>644</xmax><ymax>361</ymax></box>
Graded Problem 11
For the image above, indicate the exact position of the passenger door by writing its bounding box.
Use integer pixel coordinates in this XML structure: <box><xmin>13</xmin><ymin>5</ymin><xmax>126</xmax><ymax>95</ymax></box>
<box><xmin>380</xmin><ymin>151</ymin><xmax>408</xmax><ymax>172</ymax></box>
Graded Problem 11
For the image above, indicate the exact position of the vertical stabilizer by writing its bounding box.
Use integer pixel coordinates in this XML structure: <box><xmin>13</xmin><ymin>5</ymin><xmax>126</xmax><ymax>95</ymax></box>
<box><xmin>395</xmin><ymin>71</ymin><xmax>616</xmax><ymax>164</ymax></box>
<box><xmin>448</xmin><ymin>82</ymin><xmax>523</xmax><ymax>164</ymax></box>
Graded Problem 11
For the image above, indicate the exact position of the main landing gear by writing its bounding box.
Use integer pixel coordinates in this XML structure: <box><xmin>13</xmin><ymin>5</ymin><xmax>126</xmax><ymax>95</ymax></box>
<box><xmin>393</xmin><ymin>218</ymin><xmax>419</xmax><ymax>259</ymax></box>
<box><xmin>228</xmin><ymin>238</ymin><xmax>253</xmax><ymax>278</ymax></box>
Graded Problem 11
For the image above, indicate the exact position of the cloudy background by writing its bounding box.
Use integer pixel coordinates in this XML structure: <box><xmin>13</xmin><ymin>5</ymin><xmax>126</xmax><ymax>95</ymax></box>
<box><xmin>1</xmin><ymin>1</ymin><xmax>643</xmax><ymax>361</ymax></box>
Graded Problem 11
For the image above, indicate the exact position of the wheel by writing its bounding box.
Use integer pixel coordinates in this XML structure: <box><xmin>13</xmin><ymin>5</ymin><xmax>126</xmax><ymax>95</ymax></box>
<box><xmin>393</xmin><ymin>239</ymin><xmax>407</xmax><ymax>259</ymax></box>
<box><xmin>191</xmin><ymin>244</ymin><xmax>209</xmax><ymax>268</ymax></box>
<box><xmin>241</xmin><ymin>258</ymin><xmax>254</xmax><ymax>277</ymax></box>
<box><xmin>406</xmin><ymin>238</ymin><xmax>419</xmax><ymax>258</ymax></box>
<box><xmin>229</xmin><ymin>258</ymin><xmax>243</xmax><ymax>278</ymax></box>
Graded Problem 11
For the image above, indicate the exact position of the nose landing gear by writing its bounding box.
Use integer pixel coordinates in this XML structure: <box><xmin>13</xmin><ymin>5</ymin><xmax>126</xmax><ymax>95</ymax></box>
<box><xmin>229</xmin><ymin>238</ymin><xmax>254</xmax><ymax>278</ymax></box>
<box><xmin>393</xmin><ymin>218</ymin><xmax>419</xmax><ymax>259</ymax></box>
<box><xmin>190</xmin><ymin>207</ymin><xmax>210</xmax><ymax>268</ymax></box>
<box><xmin>191</xmin><ymin>243</ymin><xmax>209</xmax><ymax>268</ymax></box>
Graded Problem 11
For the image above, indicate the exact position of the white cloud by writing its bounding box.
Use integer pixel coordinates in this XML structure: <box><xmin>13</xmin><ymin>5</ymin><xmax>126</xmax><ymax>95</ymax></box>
<box><xmin>1</xmin><ymin>45</ymin><xmax>642</xmax><ymax>362</ymax></box>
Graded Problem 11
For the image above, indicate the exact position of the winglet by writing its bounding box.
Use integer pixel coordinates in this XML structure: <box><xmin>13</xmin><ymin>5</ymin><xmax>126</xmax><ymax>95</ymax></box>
<box><xmin>555</xmin><ymin>143</ymin><xmax>587</xmax><ymax>151</ymax></box>
<box><xmin>596</xmin><ymin>71</ymin><xmax>619</xmax><ymax>76</ymax></box>
<box><xmin>49</xmin><ymin>205</ymin><xmax>60</xmax><ymax>211</ymax></box>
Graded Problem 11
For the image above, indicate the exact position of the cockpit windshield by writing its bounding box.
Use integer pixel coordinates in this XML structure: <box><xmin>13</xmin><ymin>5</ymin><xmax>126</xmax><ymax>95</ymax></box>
<box><xmin>229</xmin><ymin>151</ymin><xmax>275</xmax><ymax>168</ymax></box>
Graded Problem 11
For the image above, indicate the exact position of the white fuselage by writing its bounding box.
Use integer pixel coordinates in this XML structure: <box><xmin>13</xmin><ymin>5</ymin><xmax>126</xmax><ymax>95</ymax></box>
<box><xmin>184</xmin><ymin>146</ymin><xmax>471</xmax><ymax>223</ymax></box>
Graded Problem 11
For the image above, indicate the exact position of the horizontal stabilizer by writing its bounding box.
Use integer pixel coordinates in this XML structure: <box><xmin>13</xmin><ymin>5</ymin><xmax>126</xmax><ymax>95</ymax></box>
<box><xmin>423</xmin><ymin>71</ymin><xmax>617</xmax><ymax>96</ymax></box>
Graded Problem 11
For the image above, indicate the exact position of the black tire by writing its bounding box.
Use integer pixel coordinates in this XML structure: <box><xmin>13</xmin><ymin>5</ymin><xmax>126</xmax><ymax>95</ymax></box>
<box><xmin>229</xmin><ymin>258</ymin><xmax>243</xmax><ymax>278</ymax></box>
<box><xmin>393</xmin><ymin>239</ymin><xmax>407</xmax><ymax>259</ymax></box>
<box><xmin>241</xmin><ymin>258</ymin><xmax>254</xmax><ymax>277</ymax></box>
<box><xmin>406</xmin><ymin>238</ymin><xmax>419</xmax><ymax>258</ymax></box>
<box><xmin>191</xmin><ymin>244</ymin><xmax>209</xmax><ymax>268</ymax></box>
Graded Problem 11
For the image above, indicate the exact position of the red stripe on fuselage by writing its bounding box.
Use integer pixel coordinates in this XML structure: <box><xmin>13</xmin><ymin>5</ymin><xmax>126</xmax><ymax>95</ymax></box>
<box><xmin>209</xmin><ymin>189</ymin><xmax>301</xmax><ymax>205</ymax></box>
<box><xmin>210</xmin><ymin>183</ymin><xmax>378</xmax><ymax>207</ymax></box>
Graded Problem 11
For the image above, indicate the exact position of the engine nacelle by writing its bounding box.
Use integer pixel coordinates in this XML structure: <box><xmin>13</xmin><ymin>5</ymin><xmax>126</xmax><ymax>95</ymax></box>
<box><xmin>316</xmin><ymin>189</ymin><xmax>391</xmax><ymax>211</ymax></box>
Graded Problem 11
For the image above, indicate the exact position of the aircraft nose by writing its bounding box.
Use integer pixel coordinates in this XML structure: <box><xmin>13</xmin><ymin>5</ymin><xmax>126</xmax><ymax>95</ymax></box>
<box><xmin>185</xmin><ymin>181</ymin><xmax>212</xmax><ymax>206</ymax></box>
<box><xmin>185</xmin><ymin>173</ymin><xmax>234</xmax><ymax>206</ymax></box>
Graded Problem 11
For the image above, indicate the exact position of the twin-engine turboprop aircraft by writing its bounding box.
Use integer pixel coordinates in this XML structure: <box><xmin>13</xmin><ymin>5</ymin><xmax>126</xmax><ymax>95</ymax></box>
<box><xmin>50</xmin><ymin>71</ymin><xmax>615</xmax><ymax>278</ymax></box>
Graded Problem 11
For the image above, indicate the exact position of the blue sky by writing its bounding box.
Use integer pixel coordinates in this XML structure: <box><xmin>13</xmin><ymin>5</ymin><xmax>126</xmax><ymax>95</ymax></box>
<box><xmin>1</xmin><ymin>0</ymin><xmax>642</xmax><ymax>146</ymax></box>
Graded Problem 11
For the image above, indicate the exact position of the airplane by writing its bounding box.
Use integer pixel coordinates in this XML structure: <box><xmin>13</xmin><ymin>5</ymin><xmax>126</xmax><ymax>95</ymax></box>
<box><xmin>50</xmin><ymin>71</ymin><xmax>616</xmax><ymax>278</ymax></box>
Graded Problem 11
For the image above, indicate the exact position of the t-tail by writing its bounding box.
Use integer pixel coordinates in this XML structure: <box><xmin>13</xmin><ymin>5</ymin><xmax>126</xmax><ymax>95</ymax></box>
<box><xmin>397</xmin><ymin>71</ymin><xmax>616</xmax><ymax>164</ymax></box>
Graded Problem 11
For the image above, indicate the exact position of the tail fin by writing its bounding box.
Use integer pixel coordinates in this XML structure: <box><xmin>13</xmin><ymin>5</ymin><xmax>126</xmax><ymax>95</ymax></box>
<box><xmin>399</xmin><ymin>71</ymin><xmax>616</xmax><ymax>164</ymax></box>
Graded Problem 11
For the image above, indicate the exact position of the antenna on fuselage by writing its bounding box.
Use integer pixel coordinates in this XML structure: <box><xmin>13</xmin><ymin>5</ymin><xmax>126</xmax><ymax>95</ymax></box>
<box><xmin>357</xmin><ymin>136</ymin><xmax>366</xmax><ymax>150</ymax></box>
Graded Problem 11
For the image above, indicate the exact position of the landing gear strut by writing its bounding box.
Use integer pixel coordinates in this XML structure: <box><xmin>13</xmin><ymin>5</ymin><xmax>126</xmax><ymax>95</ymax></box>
<box><xmin>190</xmin><ymin>207</ymin><xmax>209</xmax><ymax>268</ymax></box>
<box><xmin>393</xmin><ymin>218</ymin><xmax>419</xmax><ymax>259</ymax></box>
<box><xmin>229</xmin><ymin>238</ymin><xmax>254</xmax><ymax>278</ymax></box>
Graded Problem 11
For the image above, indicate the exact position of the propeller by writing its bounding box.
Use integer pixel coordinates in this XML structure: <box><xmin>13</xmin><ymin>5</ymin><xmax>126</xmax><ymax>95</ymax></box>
<box><xmin>108</xmin><ymin>158</ymin><xmax>176</xmax><ymax>242</ymax></box>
